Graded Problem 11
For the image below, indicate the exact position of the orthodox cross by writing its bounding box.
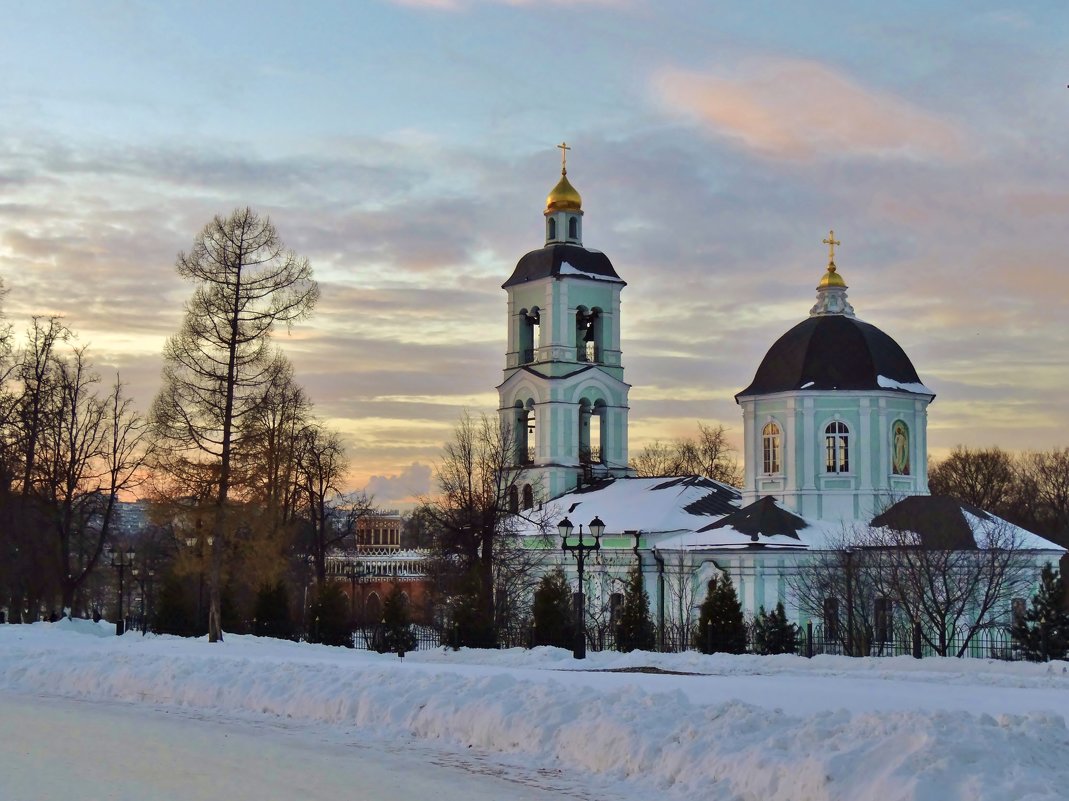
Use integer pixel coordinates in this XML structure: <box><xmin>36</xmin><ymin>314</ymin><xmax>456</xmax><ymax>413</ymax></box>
<box><xmin>557</xmin><ymin>141</ymin><xmax>571</xmax><ymax>173</ymax></box>
<box><xmin>823</xmin><ymin>230</ymin><xmax>841</xmax><ymax>265</ymax></box>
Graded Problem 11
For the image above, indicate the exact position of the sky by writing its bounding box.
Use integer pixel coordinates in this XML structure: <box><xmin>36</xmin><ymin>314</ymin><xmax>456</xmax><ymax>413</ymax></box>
<box><xmin>1</xmin><ymin>1</ymin><xmax>1067</xmax><ymax>506</ymax></box>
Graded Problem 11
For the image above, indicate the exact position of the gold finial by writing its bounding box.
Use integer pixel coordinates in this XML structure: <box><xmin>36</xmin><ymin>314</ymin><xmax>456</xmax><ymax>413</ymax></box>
<box><xmin>818</xmin><ymin>229</ymin><xmax>845</xmax><ymax>288</ymax></box>
<box><xmin>557</xmin><ymin>141</ymin><xmax>571</xmax><ymax>174</ymax></box>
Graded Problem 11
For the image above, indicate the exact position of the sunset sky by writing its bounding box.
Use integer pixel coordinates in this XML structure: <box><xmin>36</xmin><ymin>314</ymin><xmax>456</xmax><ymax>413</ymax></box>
<box><xmin>1</xmin><ymin>1</ymin><xmax>1066</xmax><ymax>506</ymax></box>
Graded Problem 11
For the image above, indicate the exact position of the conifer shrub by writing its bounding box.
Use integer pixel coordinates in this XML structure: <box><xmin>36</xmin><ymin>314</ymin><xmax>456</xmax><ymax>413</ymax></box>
<box><xmin>308</xmin><ymin>580</ymin><xmax>353</xmax><ymax>647</ymax></box>
<box><xmin>1011</xmin><ymin>563</ymin><xmax>1069</xmax><ymax>662</ymax></box>
<box><xmin>153</xmin><ymin>571</ymin><xmax>197</xmax><ymax>636</ymax></box>
<box><xmin>531</xmin><ymin>568</ymin><xmax>575</xmax><ymax>648</ymax></box>
<box><xmin>753</xmin><ymin>601</ymin><xmax>798</xmax><ymax>655</ymax></box>
<box><xmin>378</xmin><ymin>585</ymin><xmax>417</xmax><ymax>654</ymax></box>
<box><xmin>253</xmin><ymin>580</ymin><xmax>292</xmax><ymax>639</ymax></box>
<box><xmin>615</xmin><ymin>566</ymin><xmax>656</xmax><ymax>652</ymax></box>
<box><xmin>695</xmin><ymin>573</ymin><xmax>747</xmax><ymax>654</ymax></box>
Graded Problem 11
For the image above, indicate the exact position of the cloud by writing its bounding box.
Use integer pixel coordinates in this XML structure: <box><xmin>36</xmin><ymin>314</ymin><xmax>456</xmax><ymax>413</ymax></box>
<box><xmin>364</xmin><ymin>462</ymin><xmax>433</xmax><ymax>504</ymax></box>
<box><xmin>651</xmin><ymin>59</ymin><xmax>967</xmax><ymax>162</ymax></box>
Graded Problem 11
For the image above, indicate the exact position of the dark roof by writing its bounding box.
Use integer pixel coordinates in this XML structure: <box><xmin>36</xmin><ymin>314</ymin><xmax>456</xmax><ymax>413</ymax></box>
<box><xmin>502</xmin><ymin>244</ymin><xmax>624</xmax><ymax>289</ymax></box>
<box><xmin>698</xmin><ymin>495</ymin><xmax>807</xmax><ymax>540</ymax></box>
<box><xmin>736</xmin><ymin>314</ymin><xmax>929</xmax><ymax>399</ymax></box>
<box><xmin>869</xmin><ymin>495</ymin><xmax>989</xmax><ymax>549</ymax></box>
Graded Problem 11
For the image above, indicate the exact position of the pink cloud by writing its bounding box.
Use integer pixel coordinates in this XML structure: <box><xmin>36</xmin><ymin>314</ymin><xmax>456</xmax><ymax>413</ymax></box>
<box><xmin>652</xmin><ymin>59</ymin><xmax>967</xmax><ymax>162</ymax></box>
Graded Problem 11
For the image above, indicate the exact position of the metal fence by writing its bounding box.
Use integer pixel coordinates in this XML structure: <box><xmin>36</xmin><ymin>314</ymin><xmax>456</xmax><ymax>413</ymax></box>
<box><xmin>351</xmin><ymin>625</ymin><xmax>443</xmax><ymax>652</ymax></box>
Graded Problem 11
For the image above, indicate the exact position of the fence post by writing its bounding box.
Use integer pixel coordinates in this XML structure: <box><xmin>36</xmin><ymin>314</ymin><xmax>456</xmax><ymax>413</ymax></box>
<box><xmin>805</xmin><ymin>620</ymin><xmax>813</xmax><ymax>658</ymax></box>
<box><xmin>912</xmin><ymin>621</ymin><xmax>922</xmax><ymax>659</ymax></box>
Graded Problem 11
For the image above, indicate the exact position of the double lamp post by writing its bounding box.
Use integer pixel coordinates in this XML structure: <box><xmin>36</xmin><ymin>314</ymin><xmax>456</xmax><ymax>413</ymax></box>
<box><xmin>558</xmin><ymin>514</ymin><xmax>605</xmax><ymax>660</ymax></box>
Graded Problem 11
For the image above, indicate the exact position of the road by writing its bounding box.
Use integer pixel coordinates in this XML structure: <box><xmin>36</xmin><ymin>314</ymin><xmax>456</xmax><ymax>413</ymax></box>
<box><xmin>0</xmin><ymin>691</ymin><xmax>609</xmax><ymax>801</ymax></box>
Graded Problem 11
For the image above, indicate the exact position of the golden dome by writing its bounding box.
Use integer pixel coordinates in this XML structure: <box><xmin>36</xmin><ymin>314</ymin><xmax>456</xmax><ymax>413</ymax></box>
<box><xmin>818</xmin><ymin>263</ymin><xmax>846</xmax><ymax>288</ymax></box>
<box><xmin>546</xmin><ymin>171</ymin><xmax>582</xmax><ymax>212</ymax></box>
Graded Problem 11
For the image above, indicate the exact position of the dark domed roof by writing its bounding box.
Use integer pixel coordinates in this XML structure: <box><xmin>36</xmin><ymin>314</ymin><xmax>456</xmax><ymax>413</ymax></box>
<box><xmin>736</xmin><ymin>314</ymin><xmax>931</xmax><ymax>399</ymax></box>
<box><xmin>502</xmin><ymin>244</ymin><xmax>624</xmax><ymax>289</ymax></box>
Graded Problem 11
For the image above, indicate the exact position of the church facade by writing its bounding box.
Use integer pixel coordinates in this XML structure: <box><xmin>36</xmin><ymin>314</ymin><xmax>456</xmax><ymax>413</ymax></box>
<box><xmin>507</xmin><ymin>151</ymin><xmax>1063</xmax><ymax>638</ymax></box>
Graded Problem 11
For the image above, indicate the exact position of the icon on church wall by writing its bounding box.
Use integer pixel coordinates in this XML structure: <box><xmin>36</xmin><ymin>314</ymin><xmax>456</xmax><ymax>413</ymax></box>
<box><xmin>892</xmin><ymin>420</ymin><xmax>910</xmax><ymax>476</ymax></box>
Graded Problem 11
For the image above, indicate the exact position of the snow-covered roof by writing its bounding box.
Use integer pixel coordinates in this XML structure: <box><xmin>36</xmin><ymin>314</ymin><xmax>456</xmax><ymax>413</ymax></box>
<box><xmin>522</xmin><ymin>475</ymin><xmax>741</xmax><ymax>537</ymax></box>
<box><xmin>654</xmin><ymin>495</ymin><xmax>1065</xmax><ymax>553</ymax></box>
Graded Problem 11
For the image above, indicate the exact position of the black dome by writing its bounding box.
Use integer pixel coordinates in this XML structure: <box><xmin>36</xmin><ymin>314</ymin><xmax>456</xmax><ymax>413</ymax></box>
<box><xmin>502</xmin><ymin>244</ymin><xmax>624</xmax><ymax>289</ymax></box>
<box><xmin>736</xmin><ymin>315</ymin><xmax>930</xmax><ymax>399</ymax></box>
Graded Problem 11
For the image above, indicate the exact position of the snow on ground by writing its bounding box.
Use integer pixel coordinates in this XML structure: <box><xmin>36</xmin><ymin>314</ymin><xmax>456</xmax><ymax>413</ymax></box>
<box><xmin>2</xmin><ymin>620</ymin><xmax>1069</xmax><ymax>801</ymax></box>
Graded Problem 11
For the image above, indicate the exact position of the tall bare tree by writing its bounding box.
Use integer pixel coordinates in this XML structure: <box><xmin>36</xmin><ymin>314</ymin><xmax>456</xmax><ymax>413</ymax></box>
<box><xmin>421</xmin><ymin>413</ymin><xmax>553</xmax><ymax>646</ymax></box>
<box><xmin>151</xmin><ymin>207</ymin><xmax>318</xmax><ymax>642</ymax></box>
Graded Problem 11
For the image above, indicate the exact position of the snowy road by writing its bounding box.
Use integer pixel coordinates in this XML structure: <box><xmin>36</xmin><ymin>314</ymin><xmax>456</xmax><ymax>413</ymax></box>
<box><xmin>0</xmin><ymin>691</ymin><xmax>602</xmax><ymax>801</ymax></box>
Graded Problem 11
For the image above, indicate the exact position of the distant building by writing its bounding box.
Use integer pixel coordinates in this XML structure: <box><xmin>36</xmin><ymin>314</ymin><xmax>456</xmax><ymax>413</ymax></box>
<box><xmin>355</xmin><ymin>509</ymin><xmax>402</xmax><ymax>551</ymax></box>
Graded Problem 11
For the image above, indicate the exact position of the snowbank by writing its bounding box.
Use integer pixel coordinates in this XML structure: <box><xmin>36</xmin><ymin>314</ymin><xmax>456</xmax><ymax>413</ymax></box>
<box><xmin>2</xmin><ymin>623</ymin><xmax>1068</xmax><ymax>801</ymax></box>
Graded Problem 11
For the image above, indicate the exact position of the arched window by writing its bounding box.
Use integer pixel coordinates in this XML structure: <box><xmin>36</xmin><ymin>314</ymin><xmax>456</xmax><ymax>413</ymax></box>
<box><xmin>824</xmin><ymin>421</ymin><xmax>849</xmax><ymax>473</ymax></box>
<box><xmin>568</xmin><ymin>216</ymin><xmax>578</xmax><ymax>240</ymax></box>
<box><xmin>762</xmin><ymin>422</ymin><xmax>781</xmax><ymax>474</ymax></box>
<box><xmin>547</xmin><ymin>217</ymin><xmax>557</xmax><ymax>240</ymax></box>
<box><xmin>508</xmin><ymin>485</ymin><xmax>519</xmax><ymax>514</ymax></box>
<box><xmin>522</xmin><ymin>484</ymin><xmax>534</xmax><ymax>510</ymax></box>
<box><xmin>365</xmin><ymin>592</ymin><xmax>382</xmax><ymax>622</ymax></box>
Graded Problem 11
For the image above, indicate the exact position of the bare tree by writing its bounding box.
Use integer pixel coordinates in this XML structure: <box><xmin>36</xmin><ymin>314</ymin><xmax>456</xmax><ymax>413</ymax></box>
<box><xmin>928</xmin><ymin>446</ymin><xmax>1019</xmax><ymax>517</ymax></box>
<box><xmin>421</xmin><ymin>412</ymin><xmax>553</xmax><ymax>646</ymax></box>
<box><xmin>296</xmin><ymin>422</ymin><xmax>359</xmax><ymax>585</ymax></box>
<box><xmin>860</xmin><ymin>520</ymin><xmax>1034</xmax><ymax>656</ymax></box>
<box><xmin>660</xmin><ymin>549</ymin><xmax>701</xmax><ymax>651</ymax></box>
<box><xmin>786</xmin><ymin>526</ymin><xmax>895</xmax><ymax>656</ymax></box>
<box><xmin>631</xmin><ymin>422</ymin><xmax>742</xmax><ymax>486</ymax></box>
<box><xmin>1017</xmin><ymin>449</ymin><xmax>1069</xmax><ymax>548</ymax></box>
<box><xmin>151</xmin><ymin>207</ymin><xmax>318</xmax><ymax>642</ymax></box>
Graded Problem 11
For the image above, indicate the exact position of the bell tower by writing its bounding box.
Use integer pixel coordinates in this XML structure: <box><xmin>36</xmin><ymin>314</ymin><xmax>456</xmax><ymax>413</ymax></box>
<box><xmin>498</xmin><ymin>145</ymin><xmax>633</xmax><ymax>504</ymax></box>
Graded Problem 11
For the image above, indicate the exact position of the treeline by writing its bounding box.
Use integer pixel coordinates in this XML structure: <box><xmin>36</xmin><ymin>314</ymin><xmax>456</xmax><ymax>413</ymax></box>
<box><xmin>929</xmin><ymin>446</ymin><xmax>1069</xmax><ymax>548</ymax></box>
<box><xmin>0</xmin><ymin>209</ymin><xmax>368</xmax><ymax>632</ymax></box>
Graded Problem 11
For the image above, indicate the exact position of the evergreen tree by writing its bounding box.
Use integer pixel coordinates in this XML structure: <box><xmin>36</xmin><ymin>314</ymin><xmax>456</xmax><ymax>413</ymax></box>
<box><xmin>153</xmin><ymin>572</ymin><xmax>197</xmax><ymax>636</ymax></box>
<box><xmin>531</xmin><ymin>568</ymin><xmax>575</xmax><ymax>648</ymax></box>
<box><xmin>753</xmin><ymin>602</ymin><xmax>798</xmax><ymax>655</ymax></box>
<box><xmin>1011</xmin><ymin>563</ymin><xmax>1069</xmax><ymax>662</ymax></box>
<box><xmin>695</xmin><ymin>574</ymin><xmax>747</xmax><ymax>654</ymax></box>
<box><xmin>378</xmin><ymin>585</ymin><xmax>417</xmax><ymax>654</ymax></box>
<box><xmin>253</xmin><ymin>580</ymin><xmax>292</xmax><ymax>639</ymax></box>
<box><xmin>615</xmin><ymin>566</ymin><xmax>655</xmax><ymax>652</ymax></box>
<box><xmin>308</xmin><ymin>581</ymin><xmax>353</xmax><ymax>647</ymax></box>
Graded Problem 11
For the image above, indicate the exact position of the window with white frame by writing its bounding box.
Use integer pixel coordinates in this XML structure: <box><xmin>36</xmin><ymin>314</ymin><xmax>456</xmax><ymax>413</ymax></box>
<box><xmin>762</xmin><ymin>421</ymin><xmax>781</xmax><ymax>474</ymax></box>
<box><xmin>824</xmin><ymin>420</ymin><xmax>849</xmax><ymax>473</ymax></box>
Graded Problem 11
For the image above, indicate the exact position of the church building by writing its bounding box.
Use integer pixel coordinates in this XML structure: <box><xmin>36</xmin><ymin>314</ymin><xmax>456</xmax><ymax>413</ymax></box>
<box><xmin>508</xmin><ymin>148</ymin><xmax>1063</xmax><ymax>635</ymax></box>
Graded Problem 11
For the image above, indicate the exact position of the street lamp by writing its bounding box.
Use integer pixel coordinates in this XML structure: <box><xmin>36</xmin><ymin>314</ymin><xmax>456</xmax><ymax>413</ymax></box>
<box><xmin>110</xmin><ymin>547</ymin><xmax>136</xmax><ymax>636</ymax></box>
<box><xmin>344</xmin><ymin>560</ymin><xmax>369</xmax><ymax>628</ymax></box>
<box><xmin>559</xmin><ymin>515</ymin><xmax>605</xmax><ymax>660</ymax></box>
<box><xmin>183</xmin><ymin>533</ymin><xmax>213</xmax><ymax>635</ymax></box>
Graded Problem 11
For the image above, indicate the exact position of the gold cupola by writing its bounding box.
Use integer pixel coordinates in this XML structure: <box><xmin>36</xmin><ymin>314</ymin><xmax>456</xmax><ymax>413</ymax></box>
<box><xmin>546</xmin><ymin>171</ymin><xmax>582</xmax><ymax>212</ymax></box>
<box><xmin>544</xmin><ymin>142</ymin><xmax>584</xmax><ymax>246</ymax></box>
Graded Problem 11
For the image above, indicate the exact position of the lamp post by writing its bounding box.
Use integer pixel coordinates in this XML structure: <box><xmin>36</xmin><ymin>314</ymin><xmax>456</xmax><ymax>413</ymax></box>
<box><xmin>110</xmin><ymin>547</ymin><xmax>136</xmax><ymax>636</ymax></box>
<box><xmin>183</xmin><ymin>533</ymin><xmax>213</xmax><ymax>635</ymax></box>
<box><xmin>559</xmin><ymin>515</ymin><xmax>605</xmax><ymax>660</ymax></box>
<box><xmin>344</xmin><ymin>560</ymin><xmax>368</xmax><ymax>627</ymax></box>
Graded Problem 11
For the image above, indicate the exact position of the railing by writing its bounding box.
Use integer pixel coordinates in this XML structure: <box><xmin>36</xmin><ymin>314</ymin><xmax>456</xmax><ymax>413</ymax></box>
<box><xmin>576</xmin><ymin>343</ymin><xmax>598</xmax><ymax>363</ymax></box>
<box><xmin>578</xmin><ymin>445</ymin><xmax>602</xmax><ymax>465</ymax></box>
<box><xmin>352</xmin><ymin>624</ymin><xmax>442</xmax><ymax>652</ymax></box>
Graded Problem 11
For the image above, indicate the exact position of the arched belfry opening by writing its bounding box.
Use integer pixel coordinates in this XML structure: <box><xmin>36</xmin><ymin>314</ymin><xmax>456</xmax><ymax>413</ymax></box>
<box><xmin>578</xmin><ymin>398</ymin><xmax>605</xmax><ymax>466</ymax></box>
<box><xmin>513</xmin><ymin>400</ymin><xmax>535</xmax><ymax>465</ymax></box>
<box><xmin>576</xmin><ymin>306</ymin><xmax>602</xmax><ymax>363</ymax></box>
<box><xmin>518</xmin><ymin>307</ymin><xmax>540</xmax><ymax>364</ymax></box>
